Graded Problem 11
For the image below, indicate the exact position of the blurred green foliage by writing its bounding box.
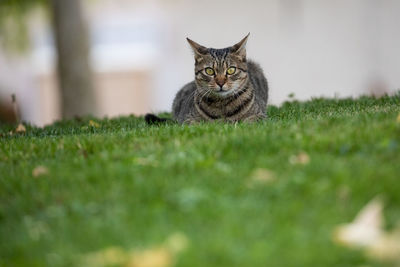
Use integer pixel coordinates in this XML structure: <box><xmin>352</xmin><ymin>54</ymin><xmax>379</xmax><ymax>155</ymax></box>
<box><xmin>0</xmin><ymin>0</ymin><xmax>47</xmax><ymax>53</ymax></box>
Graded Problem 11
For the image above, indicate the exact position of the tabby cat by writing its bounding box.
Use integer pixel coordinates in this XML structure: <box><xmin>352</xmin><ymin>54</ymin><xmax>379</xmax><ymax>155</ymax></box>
<box><xmin>145</xmin><ymin>34</ymin><xmax>269</xmax><ymax>124</ymax></box>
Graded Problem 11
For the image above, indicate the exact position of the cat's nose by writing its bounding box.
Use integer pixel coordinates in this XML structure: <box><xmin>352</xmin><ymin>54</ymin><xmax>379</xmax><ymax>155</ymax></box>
<box><xmin>216</xmin><ymin>77</ymin><xmax>226</xmax><ymax>88</ymax></box>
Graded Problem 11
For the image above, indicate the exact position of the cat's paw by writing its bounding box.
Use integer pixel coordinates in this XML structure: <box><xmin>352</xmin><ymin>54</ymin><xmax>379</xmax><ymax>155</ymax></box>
<box><xmin>242</xmin><ymin>114</ymin><xmax>266</xmax><ymax>123</ymax></box>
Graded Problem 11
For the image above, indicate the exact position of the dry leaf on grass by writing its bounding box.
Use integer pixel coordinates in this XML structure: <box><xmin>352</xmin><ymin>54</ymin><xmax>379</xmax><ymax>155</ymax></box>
<box><xmin>164</xmin><ymin>232</ymin><xmax>189</xmax><ymax>254</ymax></box>
<box><xmin>247</xmin><ymin>168</ymin><xmax>276</xmax><ymax>188</ymax></box>
<box><xmin>334</xmin><ymin>197</ymin><xmax>383</xmax><ymax>248</ymax></box>
<box><xmin>89</xmin><ymin>120</ymin><xmax>100</xmax><ymax>128</ymax></box>
<box><xmin>15</xmin><ymin>123</ymin><xmax>26</xmax><ymax>133</ymax></box>
<box><xmin>397</xmin><ymin>114</ymin><xmax>400</xmax><ymax>123</ymax></box>
<box><xmin>83</xmin><ymin>247</ymin><xmax>171</xmax><ymax>267</ymax></box>
<box><xmin>84</xmin><ymin>247</ymin><xmax>127</xmax><ymax>266</ymax></box>
<box><xmin>333</xmin><ymin>197</ymin><xmax>400</xmax><ymax>263</ymax></box>
<box><xmin>289</xmin><ymin>152</ymin><xmax>310</xmax><ymax>165</ymax></box>
<box><xmin>127</xmin><ymin>248</ymin><xmax>172</xmax><ymax>267</ymax></box>
<box><xmin>32</xmin><ymin>166</ymin><xmax>49</xmax><ymax>177</ymax></box>
<box><xmin>82</xmin><ymin>232</ymin><xmax>189</xmax><ymax>267</ymax></box>
<box><xmin>366</xmin><ymin>226</ymin><xmax>400</xmax><ymax>262</ymax></box>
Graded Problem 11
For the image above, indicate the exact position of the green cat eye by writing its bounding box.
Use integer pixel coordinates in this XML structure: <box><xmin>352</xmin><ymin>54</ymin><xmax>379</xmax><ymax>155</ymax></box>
<box><xmin>205</xmin><ymin>67</ymin><xmax>215</xmax><ymax>76</ymax></box>
<box><xmin>227</xmin><ymin>67</ymin><xmax>236</xmax><ymax>75</ymax></box>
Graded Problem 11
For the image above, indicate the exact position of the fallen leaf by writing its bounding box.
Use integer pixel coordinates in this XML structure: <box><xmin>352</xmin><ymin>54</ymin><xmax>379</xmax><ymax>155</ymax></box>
<box><xmin>76</xmin><ymin>142</ymin><xmax>82</xmax><ymax>149</ymax></box>
<box><xmin>247</xmin><ymin>168</ymin><xmax>276</xmax><ymax>188</ymax></box>
<box><xmin>367</xmin><ymin>227</ymin><xmax>400</xmax><ymax>262</ymax></box>
<box><xmin>84</xmin><ymin>247</ymin><xmax>128</xmax><ymax>267</ymax></box>
<box><xmin>289</xmin><ymin>152</ymin><xmax>310</xmax><ymax>165</ymax></box>
<box><xmin>164</xmin><ymin>232</ymin><xmax>189</xmax><ymax>254</ymax></box>
<box><xmin>82</xmin><ymin>232</ymin><xmax>189</xmax><ymax>267</ymax></box>
<box><xmin>333</xmin><ymin>197</ymin><xmax>400</xmax><ymax>263</ymax></box>
<box><xmin>32</xmin><ymin>166</ymin><xmax>49</xmax><ymax>177</ymax></box>
<box><xmin>128</xmin><ymin>248</ymin><xmax>172</xmax><ymax>267</ymax></box>
<box><xmin>84</xmin><ymin>247</ymin><xmax>172</xmax><ymax>267</ymax></box>
<box><xmin>15</xmin><ymin>123</ymin><xmax>26</xmax><ymax>133</ymax></box>
<box><xmin>89</xmin><ymin>120</ymin><xmax>100</xmax><ymax>128</ymax></box>
<box><xmin>334</xmin><ymin>197</ymin><xmax>384</xmax><ymax>248</ymax></box>
<box><xmin>397</xmin><ymin>114</ymin><xmax>400</xmax><ymax>123</ymax></box>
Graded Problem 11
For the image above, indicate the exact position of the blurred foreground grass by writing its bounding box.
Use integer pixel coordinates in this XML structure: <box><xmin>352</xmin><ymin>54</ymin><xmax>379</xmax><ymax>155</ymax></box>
<box><xmin>1</xmin><ymin>94</ymin><xmax>400</xmax><ymax>266</ymax></box>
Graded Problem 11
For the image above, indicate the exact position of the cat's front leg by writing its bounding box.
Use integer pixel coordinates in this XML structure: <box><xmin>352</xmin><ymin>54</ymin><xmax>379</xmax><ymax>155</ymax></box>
<box><xmin>242</xmin><ymin>113</ymin><xmax>266</xmax><ymax>123</ymax></box>
<box><xmin>183</xmin><ymin>118</ymin><xmax>200</xmax><ymax>124</ymax></box>
<box><xmin>182</xmin><ymin>112</ymin><xmax>204</xmax><ymax>124</ymax></box>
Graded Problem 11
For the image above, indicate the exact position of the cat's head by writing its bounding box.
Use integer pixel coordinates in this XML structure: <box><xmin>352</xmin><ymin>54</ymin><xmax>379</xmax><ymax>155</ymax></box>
<box><xmin>187</xmin><ymin>34</ymin><xmax>249</xmax><ymax>98</ymax></box>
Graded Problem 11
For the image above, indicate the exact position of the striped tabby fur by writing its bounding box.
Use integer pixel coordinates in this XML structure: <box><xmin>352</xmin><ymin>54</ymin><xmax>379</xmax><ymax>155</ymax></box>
<box><xmin>172</xmin><ymin>34</ymin><xmax>269</xmax><ymax>124</ymax></box>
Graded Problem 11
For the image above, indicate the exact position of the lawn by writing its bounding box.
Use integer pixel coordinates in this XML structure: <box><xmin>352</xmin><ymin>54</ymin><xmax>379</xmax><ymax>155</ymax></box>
<box><xmin>1</xmin><ymin>94</ymin><xmax>400</xmax><ymax>267</ymax></box>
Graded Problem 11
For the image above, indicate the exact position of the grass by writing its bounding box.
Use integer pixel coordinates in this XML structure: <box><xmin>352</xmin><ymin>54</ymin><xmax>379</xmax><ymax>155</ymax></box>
<box><xmin>1</xmin><ymin>94</ymin><xmax>400</xmax><ymax>266</ymax></box>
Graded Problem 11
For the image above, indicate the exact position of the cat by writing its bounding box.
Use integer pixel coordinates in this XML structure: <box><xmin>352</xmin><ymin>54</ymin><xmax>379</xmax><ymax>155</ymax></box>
<box><xmin>145</xmin><ymin>34</ymin><xmax>269</xmax><ymax>124</ymax></box>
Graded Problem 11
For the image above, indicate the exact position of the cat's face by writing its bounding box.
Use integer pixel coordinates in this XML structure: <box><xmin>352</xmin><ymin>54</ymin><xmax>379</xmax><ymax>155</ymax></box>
<box><xmin>187</xmin><ymin>34</ymin><xmax>249</xmax><ymax>98</ymax></box>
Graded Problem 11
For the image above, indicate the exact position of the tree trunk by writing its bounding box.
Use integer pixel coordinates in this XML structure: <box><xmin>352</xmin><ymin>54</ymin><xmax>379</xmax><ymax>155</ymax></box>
<box><xmin>50</xmin><ymin>0</ymin><xmax>96</xmax><ymax>119</ymax></box>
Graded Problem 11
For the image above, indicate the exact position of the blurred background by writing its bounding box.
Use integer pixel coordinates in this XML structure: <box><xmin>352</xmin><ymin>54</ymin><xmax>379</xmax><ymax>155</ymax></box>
<box><xmin>0</xmin><ymin>0</ymin><xmax>399</xmax><ymax>126</ymax></box>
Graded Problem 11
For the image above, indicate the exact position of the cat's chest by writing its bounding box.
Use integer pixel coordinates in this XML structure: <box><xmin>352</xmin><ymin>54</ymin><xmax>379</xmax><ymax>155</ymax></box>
<box><xmin>195</xmin><ymin>92</ymin><xmax>254</xmax><ymax>121</ymax></box>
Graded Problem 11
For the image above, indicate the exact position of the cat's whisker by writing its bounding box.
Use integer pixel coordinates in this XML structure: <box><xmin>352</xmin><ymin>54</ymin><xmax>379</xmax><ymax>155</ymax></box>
<box><xmin>182</xmin><ymin>89</ymin><xmax>197</xmax><ymax>109</ymax></box>
<box><xmin>199</xmin><ymin>89</ymin><xmax>212</xmax><ymax>103</ymax></box>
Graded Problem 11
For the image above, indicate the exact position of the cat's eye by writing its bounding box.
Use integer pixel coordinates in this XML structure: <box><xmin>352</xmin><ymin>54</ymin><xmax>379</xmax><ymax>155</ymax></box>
<box><xmin>205</xmin><ymin>67</ymin><xmax>215</xmax><ymax>76</ymax></box>
<box><xmin>227</xmin><ymin>67</ymin><xmax>236</xmax><ymax>75</ymax></box>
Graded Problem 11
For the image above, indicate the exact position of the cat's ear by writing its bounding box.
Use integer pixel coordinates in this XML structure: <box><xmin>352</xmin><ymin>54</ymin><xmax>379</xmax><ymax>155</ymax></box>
<box><xmin>187</xmin><ymin>38</ymin><xmax>208</xmax><ymax>58</ymax></box>
<box><xmin>231</xmin><ymin>33</ymin><xmax>249</xmax><ymax>59</ymax></box>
